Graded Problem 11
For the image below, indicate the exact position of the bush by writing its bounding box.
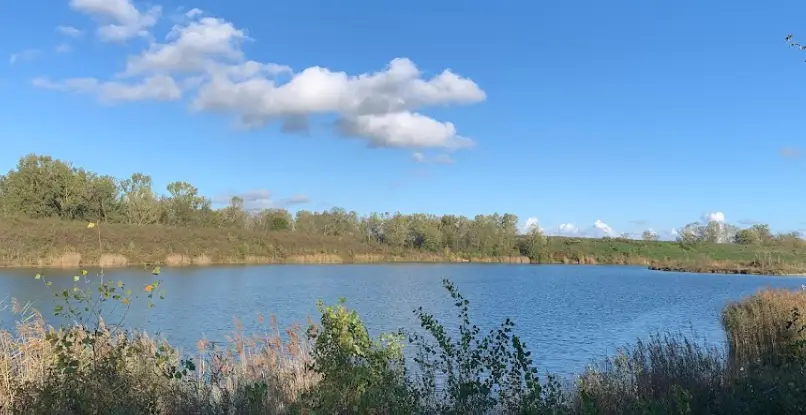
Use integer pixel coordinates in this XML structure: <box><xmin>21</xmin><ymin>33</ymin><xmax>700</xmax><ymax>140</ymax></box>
<box><xmin>297</xmin><ymin>298</ymin><xmax>416</xmax><ymax>413</ymax></box>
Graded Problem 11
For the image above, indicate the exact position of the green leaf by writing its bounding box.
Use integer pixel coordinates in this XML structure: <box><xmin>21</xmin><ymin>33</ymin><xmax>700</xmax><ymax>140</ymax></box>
<box><xmin>34</xmin><ymin>274</ymin><xmax>41</xmax><ymax>280</ymax></box>
<box><xmin>73</xmin><ymin>276</ymin><xmax>80</xmax><ymax>282</ymax></box>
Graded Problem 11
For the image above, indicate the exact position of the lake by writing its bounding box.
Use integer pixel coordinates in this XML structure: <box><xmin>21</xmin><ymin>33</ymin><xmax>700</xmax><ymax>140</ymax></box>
<box><xmin>0</xmin><ymin>264</ymin><xmax>802</xmax><ymax>377</ymax></box>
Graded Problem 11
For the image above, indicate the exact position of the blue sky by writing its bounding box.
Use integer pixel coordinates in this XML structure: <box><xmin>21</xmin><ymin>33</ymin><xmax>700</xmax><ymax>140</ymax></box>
<box><xmin>1</xmin><ymin>0</ymin><xmax>804</xmax><ymax>238</ymax></box>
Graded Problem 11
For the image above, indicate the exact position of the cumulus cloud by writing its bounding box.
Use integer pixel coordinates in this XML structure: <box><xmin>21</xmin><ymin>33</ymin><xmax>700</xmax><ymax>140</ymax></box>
<box><xmin>69</xmin><ymin>0</ymin><xmax>161</xmax><ymax>42</ymax></box>
<box><xmin>702</xmin><ymin>211</ymin><xmax>725</xmax><ymax>223</ymax></box>
<box><xmin>520</xmin><ymin>217</ymin><xmax>542</xmax><ymax>234</ymax></box>
<box><xmin>549</xmin><ymin>221</ymin><xmax>617</xmax><ymax>238</ymax></box>
<box><xmin>556</xmin><ymin>223</ymin><xmax>580</xmax><ymax>235</ymax></box>
<box><xmin>32</xmin><ymin>75</ymin><xmax>181</xmax><ymax>103</ymax></box>
<box><xmin>57</xmin><ymin>25</ymin><xmax>84</xmax><ymax>37</ymax></box>
<box><xmin>34</xmin><ymin>6</ymin><xmax>485</xmax><ymax>151</ymax></box>
<box><xmin>593</xmin><ymin>219</ymin><xmax>617</xmax><ymax>237</ymax></box>
<box><xmin>9</xmin><ymin>49</ymin><xmax>40</xmax><ymax>64</ymax></box>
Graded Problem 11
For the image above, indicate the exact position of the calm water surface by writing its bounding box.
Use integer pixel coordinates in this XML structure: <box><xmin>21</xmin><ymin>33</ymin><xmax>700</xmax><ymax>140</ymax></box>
<box><xmin>0</xmin><ymin>264</ymin><xmax>802</xmax><ymax>376</ymax></box>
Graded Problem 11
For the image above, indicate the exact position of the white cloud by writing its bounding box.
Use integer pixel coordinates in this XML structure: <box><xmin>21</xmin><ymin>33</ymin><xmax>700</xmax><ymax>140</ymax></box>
<box><xmin>123</xmin><ymin>16</ymin><xmax>249</xmax><ymax>75</ymax></box>
<box><xmin>57</xmin><ymin>25</ymin><xmax>84</xmax><ymax>37</ymax></box>
<box><xmin>32</xmin><ymin>75</ymin><xmax>181</xmax><ymax>102</ymax></box>
<box><xmin>185</xmin><ymin>8</ymin><xmax>203</xmax><ymax>18</ymax></box>
<box><xmin>557</xmin><ymin>223</ymin><xmax>579</xmax><ymax>235</ymax></box>
<box><xmin>520</xmin><ymin>217</ymin><xmax>542</xmax><ymax>234</ymax></box>
<box><xmin>69</xmin><ymin>0</ymin><xmax>161</xmax><ymax>42</ymax></box>
<box><xmin>411</xmin><ymin>152</ymin><xmax>425</xmax><ymax>163</ymax></box>
<box><xmin>35</xmin><ymin>7</ymin><xmax>485</xmax><ymax>151</ymax></box>
<box><xmin>9</xmin><ymin>49</ymin><xmax>41</xmax><ymax>64</ymax></box>
<box><xmin>55</xmin><ymin>43</ymin><xmax>73</xmax><ymax>53</ymax></box>
<box><xmin>702</xmin><ymin>211</ymin><xmax>725</xmax><ymax>223</ymax></box>
<box><xmin>592</xmin><ymin>219</ymin><xmax>618</xmax><ymax>237</ymax></box>
<box><xmin>549</xmin><ymin>220</ymin><xmax>617</xmax><ymax>238</ymax></box>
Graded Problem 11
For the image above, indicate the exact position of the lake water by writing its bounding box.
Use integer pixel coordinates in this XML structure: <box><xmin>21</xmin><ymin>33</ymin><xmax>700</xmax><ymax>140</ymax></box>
<box><xmin>0</xmin><ymin>264</ymin><xmax>802</xmax><ymax>377</ymax></box>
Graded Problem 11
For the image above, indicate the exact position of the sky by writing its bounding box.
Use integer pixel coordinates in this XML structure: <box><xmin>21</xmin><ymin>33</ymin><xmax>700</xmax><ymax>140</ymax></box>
<box><xmin>1</xmin><ymin>0</ymin><xmax>805</xmax><ymax>239</ymax></box>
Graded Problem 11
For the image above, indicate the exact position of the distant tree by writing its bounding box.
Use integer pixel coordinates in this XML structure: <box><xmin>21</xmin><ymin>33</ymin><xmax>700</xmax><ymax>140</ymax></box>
<box><xmin>119</xmin><ymin>173</ymin><xmax>161</xmax><ymax>225</ymax></box>
<box><xmin>676</xmin><ymin>222</ymin><xmax>703</xmax><ymax>244</ymax></box>
<box><xmin>734</xmin><ymin>228</ymin><xmax>761</xmax><ymax>245</ymax></box>
<box><xmin>520</xmin><ymin>223</ymin><xmax>547</xmax><ymax>262</ymax></box>
<box><xmin>641</xmin><ymin>230</ymin><xmax>659</xmax><ymax>241</ymax></box>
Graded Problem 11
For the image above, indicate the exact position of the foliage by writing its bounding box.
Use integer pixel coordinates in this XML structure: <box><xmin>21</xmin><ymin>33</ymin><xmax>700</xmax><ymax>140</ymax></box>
<box><xmin>298</xmin><ymin>299</ymin><xmax>416</xmax><ymax>413</ymax></box>
<box><xmin>407</xmin><ymin>279</ymin><xmax>568</xmax><ymax>414</ymax></box>
<box><xmin>1</xmin><ymin>154</ymin><xmax>803</xmax><ymax>269</ymax></box>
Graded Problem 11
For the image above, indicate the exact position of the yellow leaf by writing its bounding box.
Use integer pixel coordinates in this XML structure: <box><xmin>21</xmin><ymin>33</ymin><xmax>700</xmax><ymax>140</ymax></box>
<box><xmin>122</xmin><ymin>298</ymin><xmax>130</xmax><ymax>305</ymax></box>
<box><xmin>87</xmin><ymin>222</ymin><xmax>96</xmax><ymax>229</ymax></box>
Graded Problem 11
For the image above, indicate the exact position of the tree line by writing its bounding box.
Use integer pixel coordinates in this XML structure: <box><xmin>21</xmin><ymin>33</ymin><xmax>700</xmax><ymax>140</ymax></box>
<box><xmin>0</xmin><ymin>154</ymin><xmax>548</xmax><ymax>258</ymax></box>
<box><xmin>0</xmin><ymin>154</ymin><xmax>800</xmax><ymax>258</ymax></box>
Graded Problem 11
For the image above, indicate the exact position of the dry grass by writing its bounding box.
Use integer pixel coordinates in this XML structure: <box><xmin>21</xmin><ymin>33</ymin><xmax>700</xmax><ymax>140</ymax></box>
<box><xmin>0</xmin><ymin>299</ymin><xmax>318</xmax><ymax>414</ymax></box>
<box><xmin>576</xmin><ymin>332</ymin><xmax>727</xmax><ymax>414</ymax></box>
<box><xmin>722</xmin><ymin>288</ymin><xmax>806</xmax><ymax>366</ymax></box>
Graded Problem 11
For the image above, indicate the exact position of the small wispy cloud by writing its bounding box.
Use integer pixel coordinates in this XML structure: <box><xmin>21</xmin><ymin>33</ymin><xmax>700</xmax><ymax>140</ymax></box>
<box><xmin>213</xmin><ymin>189</ymin><xmax>309</xmax><ymax>211</ymax></box>
<box><xmin>780</xmin><ymin>147</ymin><xmax>802</xmax><ymax>158</ymax></box>
<box><xmin>9</xmin><ymin>49</ymin><xmax>41</xmax><ymax>64</ymax></box>
<box><xmin>55</xmin><ymin>43</ymin><xmax>73</xmax><ymax>53</ymax></box>
<box><xmin>410</xmin><ymin>152</ymin><xmax>454</xmax><ymax>165</ymax></box>
<box><xmin>737</xmin><ymin>218</ymin><xmax>760</xmax><ymax>226</ymax></box>
<box><xmin>56</xmin><ymin>25</ymin><xmax>83</xmax><ymax>37</ymax></box>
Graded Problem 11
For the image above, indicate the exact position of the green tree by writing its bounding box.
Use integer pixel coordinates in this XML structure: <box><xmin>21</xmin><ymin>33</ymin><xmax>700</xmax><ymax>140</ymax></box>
<box><xmin>119</xmin><ymin>173</ymin><xmax>162</xmax><ymax>225</ymax></box>
<box><xmin>520</xmin><ymin>223</ymin><xmax>547</xmax><ymax>262</ymax></box>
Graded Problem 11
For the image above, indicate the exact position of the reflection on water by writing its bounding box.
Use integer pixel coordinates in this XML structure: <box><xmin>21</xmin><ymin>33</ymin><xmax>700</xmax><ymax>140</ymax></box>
<box><xmin>0</xmin><ymin>264</ymin><xmax>802</xmax><ymax>376</ymax></box>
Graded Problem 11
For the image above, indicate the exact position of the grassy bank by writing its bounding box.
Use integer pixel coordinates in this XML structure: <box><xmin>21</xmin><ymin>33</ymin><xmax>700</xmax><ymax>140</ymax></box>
<box><xmin>0</xmin><ymin>216</ymin><xmax>531</xmax><ymax>268</ymax></box>
<box><xmin>2</xmin><ymin>216</ymin><xmax>805</xmax><ymax>269</ymax></box>
<box><xmin>3</xmin><ymin>272</ymin><xmax>806</xmax><ymax>414</ymax></box>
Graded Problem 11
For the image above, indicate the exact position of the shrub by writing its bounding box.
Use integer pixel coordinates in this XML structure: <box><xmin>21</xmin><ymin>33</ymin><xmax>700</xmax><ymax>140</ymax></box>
<box><xmin>407</xmin><ymin>279</ymin><xmax>568</xmax><ymax>414</ymax></box>
<box><xmin>297</xmin><ymin>298</ymin><xmax>416</xmax><ymax>413</ymax></box>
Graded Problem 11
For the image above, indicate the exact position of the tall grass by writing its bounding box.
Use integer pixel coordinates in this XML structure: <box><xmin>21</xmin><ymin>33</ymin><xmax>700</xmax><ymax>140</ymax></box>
<box><xmin>0</xmin><ymin>306</ymin><xmax>317</xmax><ymax>413</ymax></box>
<box><xmin>722</xmin><ymin>288</ymin><xmax>806</xmax><ymax>365</ymax></box>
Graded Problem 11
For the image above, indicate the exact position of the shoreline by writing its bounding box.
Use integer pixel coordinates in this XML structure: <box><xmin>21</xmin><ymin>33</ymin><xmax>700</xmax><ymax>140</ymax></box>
<box><xmin>648</xmin><ymin>264</ymin><xmax>806</xmax><ymax>276</ymax></box>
